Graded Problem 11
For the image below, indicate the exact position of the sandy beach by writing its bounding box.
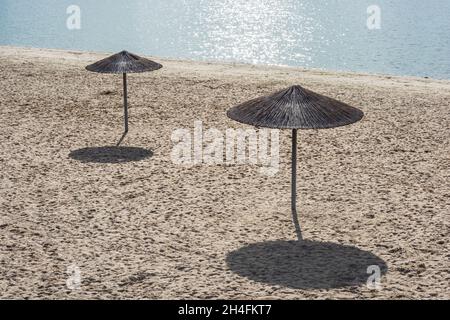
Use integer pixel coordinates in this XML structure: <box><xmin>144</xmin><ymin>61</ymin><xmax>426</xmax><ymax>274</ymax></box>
<box><xmin>0</xmin><ymin>46</ymin><xmax>448</xmax><ymax>299</ymax></box>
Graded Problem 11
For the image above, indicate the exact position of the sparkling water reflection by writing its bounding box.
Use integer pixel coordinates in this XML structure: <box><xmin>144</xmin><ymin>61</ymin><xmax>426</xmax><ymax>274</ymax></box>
<box><xmin>195</xmin><ymin>0</ymin><xmax>321</xmax><ymax>66</ymax></box>
<box><xmin>0</xmin><ymin>0</ymin><xmax>449</xmax><ymax>78</ymax></box>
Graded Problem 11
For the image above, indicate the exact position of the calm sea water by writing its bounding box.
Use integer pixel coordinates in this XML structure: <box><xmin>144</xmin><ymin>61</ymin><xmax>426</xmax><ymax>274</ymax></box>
<box><xmin>1</xmin><ymin>0</ymin><xmax>449</xmax><ymax>79</ymax></box>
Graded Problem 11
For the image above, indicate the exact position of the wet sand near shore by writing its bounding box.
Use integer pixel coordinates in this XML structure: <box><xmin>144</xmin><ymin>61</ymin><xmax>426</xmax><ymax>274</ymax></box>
<box><xmin>0</xmin><ymin>46</ymin><xmax>449</xmax><ymax>299</ymax></box>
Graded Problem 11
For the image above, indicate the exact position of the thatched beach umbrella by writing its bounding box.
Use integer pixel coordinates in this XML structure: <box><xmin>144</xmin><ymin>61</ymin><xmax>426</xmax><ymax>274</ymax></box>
<box><xmin>227</xmin><ymin>85</ymin><xmax>364</xmax><ymax>238</ymax></box>
<box><xmin>86</xmin><ymin>51</ymin><xmax>162</xmax><ymax>133</ymax></box>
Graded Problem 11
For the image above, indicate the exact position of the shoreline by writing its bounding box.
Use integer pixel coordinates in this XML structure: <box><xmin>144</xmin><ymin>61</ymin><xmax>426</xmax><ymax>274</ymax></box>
<box><xmin>2</xmin><ymin>45</ymin><xmax>450</xmax><ymax>86</ymax></box>
<box><xmin>0</xmin><ymin>45</ymin><xmax>449</xmax><ymax>299</ymax></box>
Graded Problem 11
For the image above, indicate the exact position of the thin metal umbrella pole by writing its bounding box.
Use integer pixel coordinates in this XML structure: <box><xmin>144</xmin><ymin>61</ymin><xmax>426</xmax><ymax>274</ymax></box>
<box><xmin>291</xmin><ymin>129</ymin><xmax>302</xmax><ymax>241</ymax></box>
<box><xmin>291</xmin><ymin>129</ymin><xmax>297</xmax><ymax>213</ymax></box>
<box><xmin>123</xmin><ymin>72</ymin><xmax>129</xmax><ymax>133</ymax></box>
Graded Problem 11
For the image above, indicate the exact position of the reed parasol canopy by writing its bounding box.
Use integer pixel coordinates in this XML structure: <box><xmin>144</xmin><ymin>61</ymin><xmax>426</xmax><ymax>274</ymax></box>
<box><xmin>227</xmin><ymin>85</ymin><xmax>363</xmax><ymax>129</ymax></box>
<box><xmin>86</xmin><ymin>50</ymin><xmax>162</xmax><ymax>74</ymax></box>
<box><xmin>86</xmin><ymin>51</ymin><xmax>163</xmax><ymax>134</ymax></box>
<box><xmin>227</xmin><ymin>85</ymin><xmax>364</xmax><ymax>240</ymax></box>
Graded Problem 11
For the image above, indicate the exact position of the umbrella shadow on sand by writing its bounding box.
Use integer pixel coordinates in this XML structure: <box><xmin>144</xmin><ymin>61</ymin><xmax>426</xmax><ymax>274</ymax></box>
<box><xmin>227</xmin><ymin>211</ymin><xmax>387</xmax><ymax>290</ymax></box>
<box><xmin>69</xmin><ymin>146</ymin><xmax>153</xmax><ymax>164</ymax></box>
<box><xmin>226</xmin><ymin>239</ymin><xmax>387</xmax><ymax>290</ymax></box>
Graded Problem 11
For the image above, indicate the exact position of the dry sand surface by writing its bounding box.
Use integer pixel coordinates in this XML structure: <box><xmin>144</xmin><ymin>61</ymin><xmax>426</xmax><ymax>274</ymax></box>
<box><xmin>0</xmin><ymin>46</ymin><xmax>449</xmax><ymax>299</ymax></box>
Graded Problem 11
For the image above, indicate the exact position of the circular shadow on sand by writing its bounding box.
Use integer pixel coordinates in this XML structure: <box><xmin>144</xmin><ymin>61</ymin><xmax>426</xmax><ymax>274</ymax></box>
<box><xmin>226</xmin><ymin>240</ymin><xmax>387</xmax><ymax>289</ymax></box>
<box><xmin>69</xmin><ymin>146</ymin><xmax>153</xmax><ymax>164</ymax></box>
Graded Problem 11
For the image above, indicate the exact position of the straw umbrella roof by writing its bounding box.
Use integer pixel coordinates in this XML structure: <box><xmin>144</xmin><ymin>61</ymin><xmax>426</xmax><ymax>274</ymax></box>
<box><xmin>227</xmin><ymin>85</ymin><xmax>364</xmax><ymax>129</ymax></box>
<box><xmin>86</xmin><ymin>50</ymin><xmax>163</xmax><ymax>74</ymax></box>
